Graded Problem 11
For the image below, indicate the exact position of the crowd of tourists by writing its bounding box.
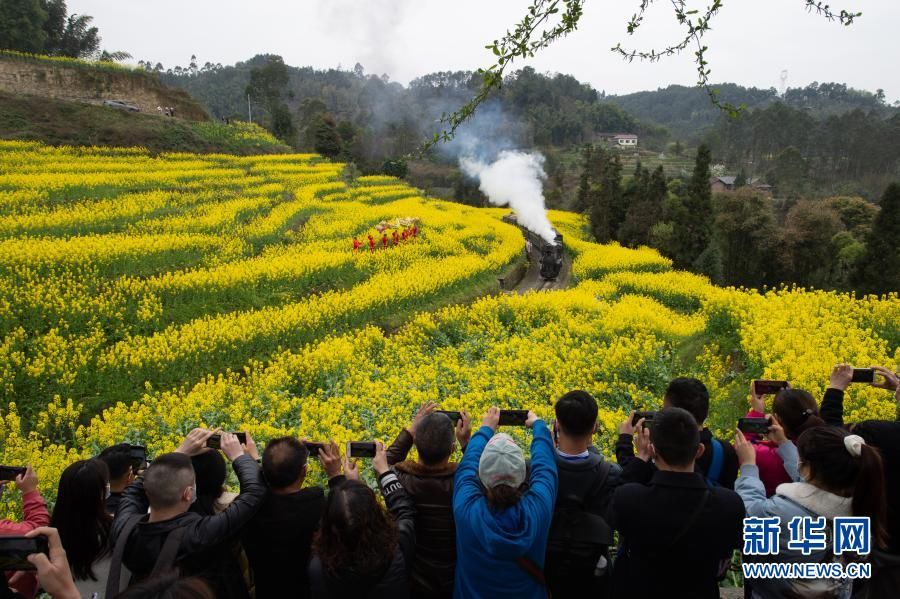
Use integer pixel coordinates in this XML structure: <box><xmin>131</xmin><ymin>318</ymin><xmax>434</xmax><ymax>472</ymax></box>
<box><xmin>2</xmin><ymin>364</ymin><xmax>899</xmax><ymax>598</ymax></box>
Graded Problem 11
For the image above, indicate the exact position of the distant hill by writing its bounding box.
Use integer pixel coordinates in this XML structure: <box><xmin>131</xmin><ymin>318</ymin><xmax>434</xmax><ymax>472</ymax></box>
<box><xmin>605</xmin><ymin>82</ymin><xmax>897</xmax><ymax>142</ymax></box>
<box><xmin>0</xmin><ymin>91</ymin><xmax>291</xmax><ymax>154</ymax></box>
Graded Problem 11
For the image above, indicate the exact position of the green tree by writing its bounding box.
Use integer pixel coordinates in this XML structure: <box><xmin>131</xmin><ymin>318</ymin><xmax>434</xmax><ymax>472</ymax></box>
<box><xmin>56</xmin><ymin>12</ymin><xmax>99</xmax><ymax>57</ymax></box>
<box><xmin>246</xmin><ymin>55</ymin><xmax>295</xmax><ymax>144</ymax></box>
<box><xmin>382</xmin><ymin>158</ymin><xmax>408</xmax><ymax>178</ymax></box>
<box><xmin>0</xmin><ymin>0</ymin><xmax>48</xmax><ymax>53</ymax></box>
<box><xmin>779</xmin><ymin>200</ymin><xmax>843</xmax><ymax>288</ymax></box>
<box><xmin>312</xmin><ymin>114</ymin><xmax>343</xmax><ymax>159</ymax></box>
<box><xmin>693</xmin><ymin>242</ymin><xmax>724</xmax><ymax>284</ymax></box>
<box><xmin>574</xmin><ymin>144</ymin><xmax>592</xmax><ymax>213</ymax></box>
<box><xmin>589</xmin><ymin>152</ymin><xmax>623</xmax><ymax>243</ymax></box>
<box><xmin>672</xmin><ymin>144</ymin><xmax>713</xmax><ymax>267</ymax></box>
<box><xmin>855</xmin><ymin>183</ymin><xmax>900</xmax><ymax>295</ymax></box>
<box><xmin>620</xmin><ymin>164</ymin><xmax>667</xmax><ymax>247</ymax></box>
<box><xmin>40</xmin><ymin>0</ymin><xmax>65</xmax><ymax>52</ymax></box>
<box><xmin>712</xmin><ymin>188</ymin><xmax>778</xmax><ymax>287</ymax></box>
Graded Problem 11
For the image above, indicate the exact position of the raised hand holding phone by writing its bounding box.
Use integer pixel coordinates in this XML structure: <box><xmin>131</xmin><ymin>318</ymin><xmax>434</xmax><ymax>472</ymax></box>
<box><xmin>15</xmin><ymin>465</ymin><xmax>37</xmax><ymax>494</ymax></box>
<box><xmin>409</xmin><ymin>401</ymin><xmax>437</xmax><ymax>438</ymax></box>
<box><xmin>871</xmin><ymin>366</ymin><xmax>898</xmax><ymax>391</ymax></box>
<box><xmin>749</xmin><ymin>381</ymin><xmax>766</xmax><ymax>413</ymax></box>
<box><xmin>482</xmin><ymin>406</ymin><xmax>500</xmax><ymax>432</ymax></box>
<box><xmin>734</xmin><ymin>430</ymin><xmax>756</xmax><ymax>466</ymax></box>
<box><xmin>21</xmin><ymin>528</ymin><xmax>78</xmax><ymax>599</ymax></box>
<box><xmin>766</xmin><ymin>416</ymin><xmax>788</xmax><ymax>446</ymax></box>
<box><xmin>455</xmin><ymin>410</ymin><xmax>472</xmax><ymax>450</ymax></box>
<box><xmin>372</xmin><ymin>441</ymin><xmax>389</xmax><ymax>476</ymax></box>
<box><xmin>829</xmin><ymin>364</ymin><xmax>853</xmax><ymax>391</ymax></box>
<box><xmin>176</xmin><ymin>428</ymin><xmax>219</xmax><ymax>456</ymax></box>
<box><xmin>634</xmin><ymin>420</ymin><xmax>652</xmax><ymax>462</ymax></box>
<box><xmin>319</xmin><ymin>440</ymin><xmax>342</xmax><ymax>479</ymax></box>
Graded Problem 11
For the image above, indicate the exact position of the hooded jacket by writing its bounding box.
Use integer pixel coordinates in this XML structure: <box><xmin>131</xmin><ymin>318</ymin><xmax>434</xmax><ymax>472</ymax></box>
<box><xmin>452</xmin><ymin>421</ymin><xmax>558</xmax><ymax>599</ymax></box>
<box><xmin>736</xmin><ymin>462</ymin><xmax>853</xmax><ymax>599</ymax></box>
<box><xmin>110</xmin><ymin>454</ymin><xmax>266</xmax><ymax>597</ymax></box>
<box><xmin>308</xmin><ymin>471</ymin><xmax>416</xmax><ymax>598</ymax></box>
<box><xmin>386</xmin><ymin>428</ymin><xmax>458</xmax><ymax>598</ymax></box>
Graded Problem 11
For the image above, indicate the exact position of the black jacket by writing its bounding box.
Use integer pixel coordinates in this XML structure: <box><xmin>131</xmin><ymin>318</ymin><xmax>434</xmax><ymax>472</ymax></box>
<box><xmin>610</xmin><ymin>470</ymin><xmax>745</xmax><ymax>599</ymax></box>
<box><xmin>386</xmin><ymin>429</ymin><xmax>457</xmax><ymax>598</ymax></box>
<box><xmin>243</xmin><ymin>477</ymin><xmax>345</xmax><ymax>599</ymax></box>
<box><xmin>308</xmin><ymin>471</ymin><xmax>416</xmax><ymax>598</ymax></box>
<box><xmin>616</xmin><ymin>428</ymin><xmax>739</xmax><ymax>489</ymax></box>
<box><xmin>110</xmin><ymin>454</ymin><xmax>266</xmax><ymax>597</ymax></box>
<box><xmin>821</xmin><ymin>386</ymin><xmax>900</xmax><ymax>553</ymax></box>
<box><xmin>545</xmin><ymin>448</ymin><xmax>623</xmax><ymax>598</ymax></box>
<box><xmin>106</xmin><ymin>491</ymin><xmax>123</xmax><ymax>516</ymax></box>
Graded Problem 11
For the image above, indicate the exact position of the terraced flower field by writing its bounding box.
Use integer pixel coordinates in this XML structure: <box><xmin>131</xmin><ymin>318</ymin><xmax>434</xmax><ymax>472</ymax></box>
<box><xmin>0</xmin><ymin>139</ymin><xmax>897</xmax><ymax>514</ymax></box>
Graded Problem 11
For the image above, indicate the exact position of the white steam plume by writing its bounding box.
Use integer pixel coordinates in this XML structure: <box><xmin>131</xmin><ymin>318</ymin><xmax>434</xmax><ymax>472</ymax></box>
<box><xmin>460</xmin><ymin>151</ymin><xmax>556</xmax><ymax>243</ymax></box>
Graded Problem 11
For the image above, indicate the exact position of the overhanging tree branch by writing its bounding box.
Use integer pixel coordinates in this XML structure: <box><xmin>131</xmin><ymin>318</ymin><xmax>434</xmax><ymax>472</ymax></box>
<box><xmin>421</xmin><ymin>0</ymin><xmax>861</xmax><ymax>152</ymax></box>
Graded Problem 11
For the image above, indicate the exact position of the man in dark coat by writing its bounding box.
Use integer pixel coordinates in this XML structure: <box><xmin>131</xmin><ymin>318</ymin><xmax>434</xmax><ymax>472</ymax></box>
<box><xmin>109</xmin><ymin>429</ymin><xmax>266</xmax><ymax>598</ymax></box>
<box><xmin>243</xmin><ymin>438</ymin><xmax>345</xmax><ymax>599</ymax></box>
<box><xmin>545</xmin><ymin>390</ymin><xmax>623</xmax><ymax>597</ymax></box>
<box><xmin>617</xmin><ymin>378</ymin><xmax>739</xmax><ymax>488</ymax></box>
<box><xmin>385</xmin><ymin>403</ymin><xmax>472</xmax><ymax>599</ymax></box>
<box><xmin>610</xmin><ymin>408</ymin><xmax>745</xmax><ymax>599</ymax></box>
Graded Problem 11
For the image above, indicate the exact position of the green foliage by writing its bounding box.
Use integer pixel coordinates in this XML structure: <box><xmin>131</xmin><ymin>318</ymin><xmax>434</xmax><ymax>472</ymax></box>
<box><xmin>712</xmin><ymin>188</ymin><xmax>778</xmax><ymax>288</ymax></box>
<box><xmin>693</xmin><ymin>242</ymin><xmax>724</xmax><ymax>284</ymax></box>
<box><xmin>671</xmin><ymin>144</ymin><xmax>713</xmax><ymax>267</ymax></box>
<box><xmin>779</xmin><ymin>200</ymin><xmax>843</xmax><ymax>288</ymax></box>
<box><xmin>855</xmin><ymin>183</ymin><xmax>900</xmax><ymax>295</ymax></box>
<box><xmin>0</xmin><ymin>0</ymin><xmax>48</xmax><ymax>53</ymax></box>
<box><xmin>382</xmin><ymin>158</ymin><xmax>408</xmax><ymax>178</ymax></box>
<box><xmin>312</xmin><ymin>114</ymin><xmax>342</xmax><ymax>159</ymax></box>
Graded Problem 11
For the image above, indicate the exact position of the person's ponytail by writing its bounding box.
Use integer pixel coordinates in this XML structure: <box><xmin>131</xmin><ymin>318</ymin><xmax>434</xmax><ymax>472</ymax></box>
<box><xmin>852</xmin><ymin>443</ymin><xmax>888</xmax><ymax>549</ymax></box>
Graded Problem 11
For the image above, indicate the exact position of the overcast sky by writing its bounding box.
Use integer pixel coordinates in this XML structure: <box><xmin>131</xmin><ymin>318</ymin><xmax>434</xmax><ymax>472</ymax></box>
<box><xmin>69</xmin><ymin>0</ymin><xmax>900</xmax><ymax>101</ymax></box>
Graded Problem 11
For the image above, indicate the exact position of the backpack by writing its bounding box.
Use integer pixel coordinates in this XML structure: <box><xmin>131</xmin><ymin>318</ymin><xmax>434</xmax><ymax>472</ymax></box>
<box><xmin>705</xmin><ymin>438</ymin><xmax>724</xmax><ymax>488</ymax></box>
<box><xmin>546</xmin><ymin>461</ymin><xmax>614</xmax><ymax>568</ymax></box>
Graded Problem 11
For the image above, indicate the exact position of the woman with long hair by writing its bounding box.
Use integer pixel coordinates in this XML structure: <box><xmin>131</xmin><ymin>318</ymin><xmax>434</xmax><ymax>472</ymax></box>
<box><xmin>308</xmin><ymin>441</ymin><xmax>415</xmax><ymax>597</ymax></box>
<box><xmin>50</xmin><ymin>459</ymin><xmax>113</xmax><ymax>597</ymax></box>
<box><xmin>742</xmin><ymin>385</ymin><xmax>827</xmax><ymax>496</ymax></box>
<box><xmin>735</xmin><ymin>425</ymin><xmax>887</xmax><ymax>598</ymax></box>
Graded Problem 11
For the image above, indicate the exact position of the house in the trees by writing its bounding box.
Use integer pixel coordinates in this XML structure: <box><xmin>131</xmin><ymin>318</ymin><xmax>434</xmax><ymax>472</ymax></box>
<box><xmin>612</xmin><ymin>134</ymin><xmax>638</xmax><ymax>148</ymax></box>
<box><xmin>710</xmin><ymin>176</ymin><xmax>737</xmax><ymax>193</ymax></box>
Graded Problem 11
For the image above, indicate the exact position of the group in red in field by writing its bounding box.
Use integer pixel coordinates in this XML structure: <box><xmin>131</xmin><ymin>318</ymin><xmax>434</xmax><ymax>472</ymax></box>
<box><xmin>352</xmin><ymin>225</ymin><xmax>419</xmax><ymax>253</ymax></box>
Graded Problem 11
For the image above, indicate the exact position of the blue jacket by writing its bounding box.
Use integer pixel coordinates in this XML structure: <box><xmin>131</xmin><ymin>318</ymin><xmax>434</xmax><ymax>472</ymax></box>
<box><xmin>452</xmin><ymin>420</ymin><xmax>558</xmax><ymax>599</ymax></box>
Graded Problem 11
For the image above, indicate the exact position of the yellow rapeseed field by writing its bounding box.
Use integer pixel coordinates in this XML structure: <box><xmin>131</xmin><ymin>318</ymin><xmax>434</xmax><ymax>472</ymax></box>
<box><xmin>0</xmin><ymin>140</ymin><xmax>897</xmax><ymax>515</ymax></box>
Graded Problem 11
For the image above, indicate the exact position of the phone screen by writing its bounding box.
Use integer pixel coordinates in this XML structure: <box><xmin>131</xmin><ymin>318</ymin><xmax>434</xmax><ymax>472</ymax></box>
<box><xmin>738</xmin><ymin>417</ymin><xmax>771</xmax><ymax>435</ymax></box>
<box><xmin>498</xmin><ymin>410</ymin><xmax>528</xmax><ymax>427</ymax></box>
<box><xmin>631</xmin><ymin>411</ymin><xmax>656</xmax><ymax>427</ymax></box>
<box><xmin>0</xmin><ymin>466</ymin><xmax>26</xmax><ymax>482</ymax></box>
<box><xmin>753</xmin><ymin>380</ymin><xmax>789</xmax><ymax>395</ymax></box>
<box><xmin>435</xmin><ymin>410</ymin><xmax>462</xmax><ymax>423</ymax></box>
<box><xmin>851</xmin><ymin>368</ymin><xmax>875</xmax><ymax>384</ymax></box>
<box><xmin>206</xmin><ymin>432</ymin><xmax>247</xmax><ymax>450</ymax></box>
<box><xmin>303</xmin><ymin>441</ymin><xmax>326</xmax><ymax>458</ymax></box>
<box><xmin>0</xmin><ymin>536</ymin><xmax>48</xmax><ymax>571</ymax></box>
<box><xmin>347</xmin><ymin>442</ymin><xmax>377</xmax><ymax>458</ymax></box>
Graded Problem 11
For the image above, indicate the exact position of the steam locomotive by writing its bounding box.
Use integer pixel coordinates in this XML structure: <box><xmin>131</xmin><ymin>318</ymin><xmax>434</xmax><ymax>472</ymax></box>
<box><xmin>502</xmin><ymin>213</ymin><xmax>564</xmax><ymax>280</ymax></box>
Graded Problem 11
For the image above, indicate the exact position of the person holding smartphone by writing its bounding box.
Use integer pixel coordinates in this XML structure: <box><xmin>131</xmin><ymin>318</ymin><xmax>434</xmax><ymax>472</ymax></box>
<box><xmin>384</xmin><ymin>402</ymin><xmax>472</xmax><ymax>599</ymax></box>
<box><xmin>107</xmin><ymin>429</ymin><xmax>265</xmax><ymax>598</ymax></box>
<box><xmin>741</xmin><ymin>383</ymin><xmax>825</xmax><ymax>496</ymax></box>
<box><xmin>243</xmin><ymin>437</ymin><xmax>344</xmax><ymax>599</ymax></box>
<box><xmin>819</xmin><ymin>364</ymin><xmax>900</xmax><ymax>595</ymax></box>
<box><xmin>308</xmin><ymin>441</ymin><xmax>416</xmax><ymax>597</ymax></box>
<box><xmin>1</xmin><ymin>466</ymin><xmax>48</xmax><ymax>599</ymax></box>
<box><xmin>452</xmin><ymin>406</ymin><xmax>557</xmax><ymax>599</ymax></box>
<box><xmin>97</xmin><ymin>445</ymin><xmax>138</xmax><ymax>517</ymax></box>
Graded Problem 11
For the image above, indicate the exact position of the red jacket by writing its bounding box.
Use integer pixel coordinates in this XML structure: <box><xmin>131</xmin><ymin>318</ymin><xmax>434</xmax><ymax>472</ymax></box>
<box><xmin>2</xmin><ymin>490</ymin><xmax>50</xmax><ymax>598</ymax></box>
<box><xmin>743</xmin><ymin>409</ymin><xmax>794</xmax><ymax>496</ymax></box>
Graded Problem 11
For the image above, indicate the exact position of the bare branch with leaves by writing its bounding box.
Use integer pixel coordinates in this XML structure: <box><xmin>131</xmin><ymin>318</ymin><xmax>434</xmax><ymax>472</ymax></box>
<box><xmin>422</xmin><ymin>0</ymin><xmax>861</xmax><ymax>152</ymax></box>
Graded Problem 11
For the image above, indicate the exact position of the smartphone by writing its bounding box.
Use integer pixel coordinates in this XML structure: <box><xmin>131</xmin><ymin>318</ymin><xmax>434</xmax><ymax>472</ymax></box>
<box><xmin>631</xmin><ymin>411</ymin><xmax>656</xmax><ymax>427</ymax></box>
<box><xmin>0</xmin><ymin>466</ymin><xmax>26</xmax><ymax>482</ymax></box>
<box><xmin>753</xmin><ymin>380</ymin><xmax>789</xmax><ymax>395</ymax></box>
<box><xmin>435</xmin><ymin>410</ymin><xmax>462</xmax><ymax>423</ymax></box>
<box><xmin>302</xmin><ymin>441</ymin><xmax>327</xmax><ymax>458</ymax></box>
<box><xmin>346</xmin><ymin>441</ymin><xmax>377</xmax><ymax>459</ymax></box>
<box><xmin>738</xmin><ymin>417</ymin><xmax>772</xmax><ymax>435</ymax></box>
<box><xmin>0</xmin><ymin>536</ymin><xmax>49</xmax><ymax>571</ymax></box>
<box><xmin>498</xmin><ymin>409</ymin><xmax>529</xmax><ymax>427</ymax></box>
<box><xmin>128</xmin><ymin>445</ymin><xmax>148</xmax><ymax>471</ymax></box>
<box><xmin>851</xmin><ymin>368</ymin><xmax>875</xmax><ymax>384</ymax></box>
<box><xmin>206</xmin><ymin>432</ymin><xmax>247</xmax><ymax>450</ymax></box>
